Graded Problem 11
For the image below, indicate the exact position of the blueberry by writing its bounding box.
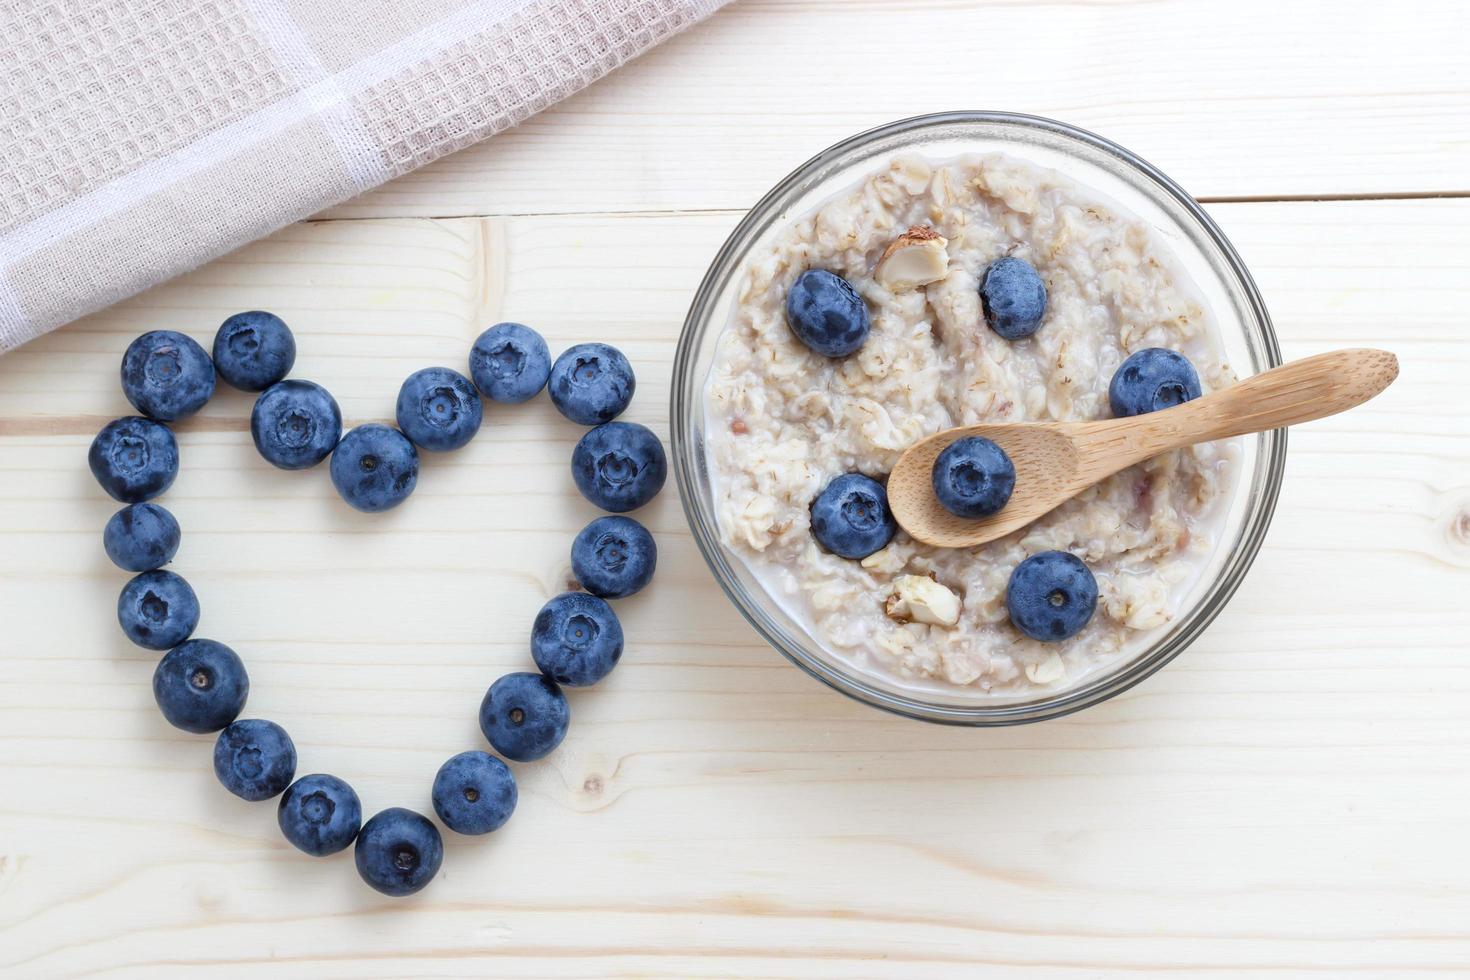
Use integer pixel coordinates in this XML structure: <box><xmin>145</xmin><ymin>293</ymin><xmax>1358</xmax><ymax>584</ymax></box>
<box><xmin>395</xmin><ymin>367</ymin><xmax>482</xmax><ymax>452</ymax></box>
<box><xmin>354</xmin><ymin>807</ymin><xmax>443</xmax><ymax>897</ymax></box>
<box><xmin>152</xmin><ymin>639</ymin><xmax>248</xmax><ymax>733</ymax></box>
<box><xmin>785</xmin><ymin>269</ymin><xmax>871</xmax><ymax>357</ymax></box>
<box><xmin>479</xmin><ymin>672</ymin><xmax>569</xmax><ymax>762</ymax></box>
<box><xmin>980</xmin><ymin>257</ymin><xmax>1048</xmax><ymax>340</ymax></box>
<box><xmin>213</xmin><ymin>719</ymin><xmax>296</xmax><ymax>801</ymax></box>
<box><xmin>932</xmin><ymin>436</ymin><xmax>1016</xmax><ymax>519</ymax></box>
<box><xmin>431</xmin><ymin>750</ymin><xmax>517</xmax><ymax>836</ymax></box>
<box><xmin>1108</xmin><ymin>348</ymin><xmax>1203</xmax><ymax>417</ymax></box>
<box><xmin>570</xmin><ymin>422</ymin><xmax>667</xmax><ymax>513</ymax></box>
<box><xmin>89</xmin><ymin>416</ymin><xmax>179</xmax><ymax>503</ymax></box>
<box><xmin>1006</xmin><ymin>551</ymin><xmax>1099</xmax><ymax>642</ymax></box>
<box><xmin>548</xmin><ymin>343</ymin><xmax>635</xmax><ymax>425</ymax></box>
<box><xmin>212</xmin><ymin>311</ymin><xmax>296</xmax><ymax>391</ymax></box>
<box><xmin>250</xmin><ymin>380</ymin><xmax>342</xmax><ymax>470</ymax></box>
<box><xmin>571</xmin><ymin>515</ymin><xmax>656</xmax><ymax>599</ymax></box>
<box><xmin>810</xmin><ymin>473</ymin><xmax>896</xmax><ymax>559</ymax></box>
<box><xmin>531</xmin><ymin>592</ymin><xmax>624</xmax><ymax>687</ymax></box>
<box><xmin>120</xmin><ymin>330</ymin><xmax>216</xmax><ymax>420</ymax></box>
<box><xmin>103</xmin><ymin>502</ymin><xmax>180</xmax><ymax>572</ymax></box>
<box><xmin>278</xmin><ymin>773</ymin><xmax>362</xmax><ymax>856</ymax></box>
<box><xmin>470</xmin><ymin>322</ymin><xmax>551</xmax><ymax>404</ymax></box>
<box><xmin>329</xmin><ymin>425</ymin><xmax>419</xmax><ymax>512</ymax></box>
<box><xmin>117</xmin><ymin>569</ymin><xmax>199</xmax><ymax>650</ymax></box>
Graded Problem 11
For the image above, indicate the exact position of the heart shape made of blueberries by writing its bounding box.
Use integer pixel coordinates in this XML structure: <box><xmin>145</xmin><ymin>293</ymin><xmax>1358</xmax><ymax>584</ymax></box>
<box><xmin>89</xmin><ymin>312</ymin><xmax>667</xmax><ymax>897</ymax></box>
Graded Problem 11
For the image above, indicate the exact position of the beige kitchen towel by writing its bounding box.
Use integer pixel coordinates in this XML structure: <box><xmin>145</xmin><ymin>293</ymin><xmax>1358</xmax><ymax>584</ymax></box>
<box><xmin>0</xmin><ymin>0</ymin><xmax>729</xmax><ymax>352</ymax></box>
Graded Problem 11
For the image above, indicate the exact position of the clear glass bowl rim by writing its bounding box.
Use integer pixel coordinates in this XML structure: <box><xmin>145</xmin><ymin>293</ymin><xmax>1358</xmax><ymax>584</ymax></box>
<box><xmin>670</xmin><ymin>110</ymin><xmax>1285</xmax><ymax>726</ymax></box>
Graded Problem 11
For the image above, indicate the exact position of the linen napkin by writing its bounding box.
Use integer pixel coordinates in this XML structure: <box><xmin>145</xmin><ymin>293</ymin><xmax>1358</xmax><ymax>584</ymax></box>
<box><xmin>0</xmin><ymin>0</ymin><xmax>729</xmax><ymax>353</ymax></box>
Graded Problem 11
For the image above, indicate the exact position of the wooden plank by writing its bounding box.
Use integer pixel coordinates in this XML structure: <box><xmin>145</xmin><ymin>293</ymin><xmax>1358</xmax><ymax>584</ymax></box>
<box><xmin>0</xmin><ymin>197</ymin><xmax>1465</xmax><ymax>977</ymax></box>
<box><xmin>321</xmin><ymin>0</ymin><xmax>1470</xmax><ymax>220</ymax></box>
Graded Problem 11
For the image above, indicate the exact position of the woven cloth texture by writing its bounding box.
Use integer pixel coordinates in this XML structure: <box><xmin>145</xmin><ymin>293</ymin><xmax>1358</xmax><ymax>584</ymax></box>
<box><xmin>0</xmin><ymin>0</ymin><xmax>728</xmax><ymax>352</ymax></box>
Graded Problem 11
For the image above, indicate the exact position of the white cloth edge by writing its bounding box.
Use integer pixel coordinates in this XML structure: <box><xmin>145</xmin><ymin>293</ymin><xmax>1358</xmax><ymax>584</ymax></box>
<box><xmin>0</xmin><ymin>0</ymin><xmax>730</xmax><ymax>348</ymax></box>
<box><xmin>0</xmin><ymin>0</ymin><xmax>540</xmax><ymax>268</ymax></box>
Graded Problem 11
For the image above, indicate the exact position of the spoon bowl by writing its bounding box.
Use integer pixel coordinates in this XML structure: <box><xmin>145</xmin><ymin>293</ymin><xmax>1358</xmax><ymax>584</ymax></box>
<box><xmin>889</xmin><ymin>348</ymin><xmax>1399</xmax><ymax>549</ymax></box>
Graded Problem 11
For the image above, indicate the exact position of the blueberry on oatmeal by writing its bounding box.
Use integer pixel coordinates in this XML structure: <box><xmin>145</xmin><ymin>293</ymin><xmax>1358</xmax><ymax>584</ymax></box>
<box><xmin>932</xmin><ymin>436</ymin><xmax>1015</xmax><ymax>519</ymax></box>
<box><xmin>1006</xmin><ymin>551</ymin><xmax>1098</xmax><ymax>642</ymax></box>
<box><xmin>1109</xmin><ymin>348</ymin><xmax>1202</xmax><ymax>417</ymax></box>
<box><xmin>785</xmin><ymin>269</ymin><xmax>871</xmax><ymax>357</ymax></box>
<box><xmin>469</xmin><ymin>322</ymin><xmax>551</xmax><ymax>404</ymax></box>
<box><xmin>810</xmin><ymin>473</ymin><xmax>896</xmax><ymax>560</ymax></box>
<box><xmin>980</xmin><ymin>256</ymin><xmax>1047</xmax><ymax>340</ymax></box>
<box><xmin>120</xmin><ymin>330</ymin><xmax>216</xmax><ymax>421</ymax></box>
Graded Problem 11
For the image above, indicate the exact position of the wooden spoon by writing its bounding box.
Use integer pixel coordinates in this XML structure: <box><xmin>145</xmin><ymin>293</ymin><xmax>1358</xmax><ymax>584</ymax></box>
<box><xmin>887</xmin><ymin>348</ymin><xmax>1399</xmax><ymax>549</ymax></box>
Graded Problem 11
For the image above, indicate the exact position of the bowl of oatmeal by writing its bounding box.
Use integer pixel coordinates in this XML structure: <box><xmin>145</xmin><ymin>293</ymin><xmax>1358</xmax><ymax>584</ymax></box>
<box><xmin>671</xmin><ymin>112</ymin><xmax>1284</xmax><ymax>724</ymax></box>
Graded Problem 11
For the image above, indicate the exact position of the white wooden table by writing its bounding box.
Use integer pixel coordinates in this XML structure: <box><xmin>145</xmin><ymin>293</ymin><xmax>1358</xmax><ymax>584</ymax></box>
<box><xmin>2</xmin><ymin>1</ymin><xmax>1468</xmax><ymax>976</ymax></box>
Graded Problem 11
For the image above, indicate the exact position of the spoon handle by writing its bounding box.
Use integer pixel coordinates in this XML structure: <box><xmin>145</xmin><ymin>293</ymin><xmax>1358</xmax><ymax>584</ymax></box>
<box><xmin>1095</xmin><ymin>348</ymin><xmax>1399</xmax><ymax>466</ymax></box>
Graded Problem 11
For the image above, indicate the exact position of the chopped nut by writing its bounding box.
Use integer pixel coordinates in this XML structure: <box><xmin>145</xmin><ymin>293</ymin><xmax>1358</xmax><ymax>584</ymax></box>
<box><xmin>1025</xmin><ymin>652</ymin><xmax>1065</xmax><ymax>685</ymax></box>
<box><xmin>860</xmin><ymin>547</ymin><xmax>904</xmax><ymax>574</ymax></box>
<box><xmin>875</xmin><ymin>225</ymin><xmax>949</xmax><ymax>291</ymax></box>
<box><xmin>884</xmin><ymin>574</ymin><xmax>961</xmax><ymax>627</ymax></box>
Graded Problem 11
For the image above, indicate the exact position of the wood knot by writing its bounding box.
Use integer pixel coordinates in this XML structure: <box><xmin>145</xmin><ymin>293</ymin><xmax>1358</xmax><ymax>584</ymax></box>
<box><xmin>582</xmin><ymin>775</ymin><xmax>604</xmax><ymax>796</ymax></box>
<box><xmin>194</xmin><ymin>882</ymin><xmax>226</xmax><ymax>913</ymax></box>
<box><xmin>1450</xmin><ymin>508</ymin><xmax>1470</xmax><ymax>548</ymax></box>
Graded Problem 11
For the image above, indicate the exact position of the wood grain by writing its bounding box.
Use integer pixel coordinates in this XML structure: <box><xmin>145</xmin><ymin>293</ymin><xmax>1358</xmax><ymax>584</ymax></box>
<box><xmin>320</xmin><ymin>0</ymin><xmax>1470</xmax><ymax>222</ymax></box>
<box><xmin>0</xmin><ymin>193</ymin><xmax>1465</xmax><ymax>977</ymax></box>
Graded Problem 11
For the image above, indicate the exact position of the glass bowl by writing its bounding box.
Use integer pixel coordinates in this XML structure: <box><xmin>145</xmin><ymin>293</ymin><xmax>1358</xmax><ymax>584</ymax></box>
<box><xmin>670</xmin><ymin>111</ymin><xmax>1284</xmax><ymax>725</ymax></box>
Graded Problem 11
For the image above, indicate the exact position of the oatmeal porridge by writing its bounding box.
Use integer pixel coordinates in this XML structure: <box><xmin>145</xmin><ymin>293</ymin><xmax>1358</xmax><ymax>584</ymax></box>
<box><xmin>703</xmin><ymin>152</ymin><xmax>1243</xmax><ymax>695</ymax></box>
